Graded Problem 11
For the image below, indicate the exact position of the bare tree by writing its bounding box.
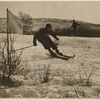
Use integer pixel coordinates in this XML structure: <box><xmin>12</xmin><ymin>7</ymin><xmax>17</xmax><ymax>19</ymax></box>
<box><xmin>0</xmin><ymin>35</ymin><xmax>23</xmax><ymax>85</ymax></box>
<box><xmin>18</xmin><ymin>11</ymin><xmax>33</xmax><ymax>34</ymax></box>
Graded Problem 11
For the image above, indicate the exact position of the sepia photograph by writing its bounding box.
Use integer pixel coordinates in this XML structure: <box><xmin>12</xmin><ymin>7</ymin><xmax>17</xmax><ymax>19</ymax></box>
<box><xmin>0</xmin><ymin>0</ymin><xmax>100</xmax><ymax>98</ymax></box>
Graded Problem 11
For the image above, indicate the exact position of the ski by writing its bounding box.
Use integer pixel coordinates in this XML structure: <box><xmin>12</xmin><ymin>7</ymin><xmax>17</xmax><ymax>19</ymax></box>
<box><xmin>50</xmin><ymin>52</ymin><xmax>75</xmax><ymax>60</ymax></box>
<box><xmin>61</xmin><ymin>54</ymin><xmax>75</xmax><ymax>58</ymax></box>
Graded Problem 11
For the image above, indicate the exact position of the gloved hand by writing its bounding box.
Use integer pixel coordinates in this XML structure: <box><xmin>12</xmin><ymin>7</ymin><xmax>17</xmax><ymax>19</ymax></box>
<box><xmin>56</xmin><ymin>37</ymin><xmax>59</xmax><ymax>40</ymax></box>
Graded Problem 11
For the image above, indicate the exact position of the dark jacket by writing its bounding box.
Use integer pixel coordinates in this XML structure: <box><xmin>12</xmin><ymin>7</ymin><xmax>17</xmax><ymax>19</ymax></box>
<box><xmin>33</xmin><ymin>28</ymin><xmax>59</xmax><ymax>49</ymax></box>
<box><xmin>72</xmin><ymin>21</ymin><xmax>80</xmax><ymax>29</ymax></box>
<box><xmin>33</xmin><ymin>28</ymin><xmax>59</xmax><ymax>44</ymax></box>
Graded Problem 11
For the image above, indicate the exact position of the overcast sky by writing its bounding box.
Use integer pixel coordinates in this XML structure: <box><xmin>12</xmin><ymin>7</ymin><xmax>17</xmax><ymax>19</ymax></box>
<box><xmin>0</xmin><ymin>1</ymin><xmax>100</xmax><ymax>24</ymax></box>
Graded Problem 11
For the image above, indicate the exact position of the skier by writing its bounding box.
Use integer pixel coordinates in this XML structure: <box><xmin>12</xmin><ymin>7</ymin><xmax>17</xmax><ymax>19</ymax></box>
<box><xmin>72</xmin><ymin>20</ymin><xmax>80</xmax><ymax>36</ymax></box>
<box><xmin>33</xmin><ymin>23</ymin><xmax>63</xmax><ymax>56</ymax></box>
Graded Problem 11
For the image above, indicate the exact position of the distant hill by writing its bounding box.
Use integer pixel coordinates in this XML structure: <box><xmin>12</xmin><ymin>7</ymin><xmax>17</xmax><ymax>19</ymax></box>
<box><xmin>0</xmin><ymin>18</ymin><xmax>100</xmax><ymax>37</ymax></box>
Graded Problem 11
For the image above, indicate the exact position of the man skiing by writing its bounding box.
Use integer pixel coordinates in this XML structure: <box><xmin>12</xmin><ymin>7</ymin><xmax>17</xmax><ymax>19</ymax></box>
<box><xmin>33</xmin><ymin>23</ymin><xmax>63</xmax><ymax>56</ymax></box>
<box><xmin>72</xmin><ymin>20</ymin><xmax>80</xmax><ymax>36</ymax></box>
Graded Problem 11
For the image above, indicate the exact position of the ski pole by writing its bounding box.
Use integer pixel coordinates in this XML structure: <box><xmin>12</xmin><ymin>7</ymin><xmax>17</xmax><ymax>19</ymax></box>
<box><xmin>14</xmin><ymin>45</ymin><xmax>33</xmax><ymax>52</ymax></box>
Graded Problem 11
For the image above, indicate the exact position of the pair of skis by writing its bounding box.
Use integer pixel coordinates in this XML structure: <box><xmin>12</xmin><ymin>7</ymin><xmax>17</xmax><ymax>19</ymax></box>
<box><xmin>51</xmin><ymin>52</ymin><xmax>75</xmax><ymax>60</ymax></box>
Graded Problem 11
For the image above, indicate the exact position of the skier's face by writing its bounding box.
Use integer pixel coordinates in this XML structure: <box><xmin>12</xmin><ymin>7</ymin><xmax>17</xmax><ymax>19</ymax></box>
<box><xmin>47</xmin><ymin>27</ymin><xmax>52</xmax><ymax>31</ymax></box>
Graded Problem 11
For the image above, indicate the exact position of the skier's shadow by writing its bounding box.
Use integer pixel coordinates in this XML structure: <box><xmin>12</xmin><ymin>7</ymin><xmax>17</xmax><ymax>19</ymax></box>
<box><xmin>30</xmin><ymin>54</ymin><xmax>52</xmax><ymax>61</ymax></box>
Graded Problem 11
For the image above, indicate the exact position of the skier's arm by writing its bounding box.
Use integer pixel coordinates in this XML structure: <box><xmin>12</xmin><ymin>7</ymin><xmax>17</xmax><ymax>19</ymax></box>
<box><xmin>50</xmin><ymin>30</ymin><xmax>59</xmax><ymax>40</ymax></box>
<box><xmin>33</xmin><ymin>34</ymin><xmax>37</xmax><ymax>46</ymax></box>
<box><xmin>76</xmin><ymin>22</ymin><xmax>80</xmax><ymax>26</ymax></box>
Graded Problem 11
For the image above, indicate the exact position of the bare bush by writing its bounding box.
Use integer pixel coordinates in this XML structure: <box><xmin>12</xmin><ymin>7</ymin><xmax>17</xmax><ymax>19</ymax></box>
<box><xmin>78</xmin><ymin>63</ymin><xmax>99</xmax><ymax>86</ymax></box>
<box><xmin>0</xmin><ymin>35</ymin><xmax>30</xmax><ymax>86</ymax></box>
<box><xmin>60</xmin><ymin>62</ymin><xmax>99</xmax><ymax>87</ymax></box>
<box><xmin>32</xmin><ymin>64</ymin><xmax>51</xmax><ymax>85</ymax></box>
<box><xmin>11</xmin><ymin>58</ymin><xmax>30</xmax><ymax>78</ymax></box>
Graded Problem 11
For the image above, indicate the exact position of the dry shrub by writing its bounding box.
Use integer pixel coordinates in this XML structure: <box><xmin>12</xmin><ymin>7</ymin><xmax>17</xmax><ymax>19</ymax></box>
<box><xmin>0</xmin><ymin>35</ymin><xmax>30</xmax><ymax>86</ymax></box>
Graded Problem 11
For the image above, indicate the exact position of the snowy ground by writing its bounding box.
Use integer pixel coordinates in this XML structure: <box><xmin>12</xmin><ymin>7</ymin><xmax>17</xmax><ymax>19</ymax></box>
<box><xmin>0</xmin><ymin>34</ymin><xmax>100</xmax><ymax>98</ymax></box>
